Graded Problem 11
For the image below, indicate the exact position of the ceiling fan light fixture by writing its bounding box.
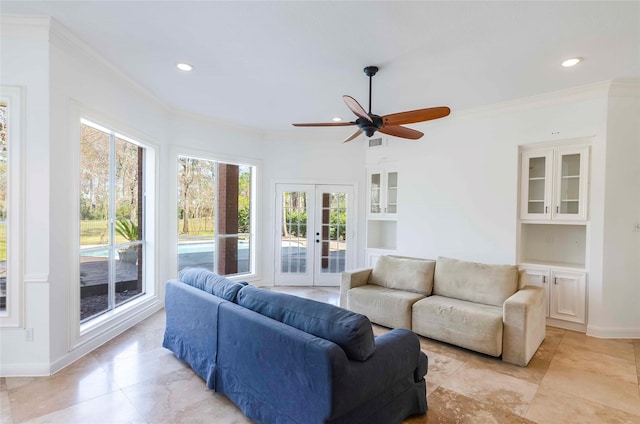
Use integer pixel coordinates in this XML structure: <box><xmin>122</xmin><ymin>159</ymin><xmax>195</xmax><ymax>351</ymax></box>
<box><xmin>561</xmin><ymin>57</ymin><xmax>582</xmax><ymax>67</ymax></box>
<box><xmin>176</xmin><ymin>62</ymin><xmax>194</xmax><ymax>71</ymax></box>
<box><xmin>332</xmin><ymin>117</ymin><xmax>343</xmax><ymax>122</ymax></box>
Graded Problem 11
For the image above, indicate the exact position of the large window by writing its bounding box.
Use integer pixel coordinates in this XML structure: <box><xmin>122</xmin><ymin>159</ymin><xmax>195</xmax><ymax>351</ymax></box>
<box><xmin>177</xmin><ymin>156</ymin><xmax>255</xmax><ymax>276</ymax></box>
<box><xmin>0</xmin><ymin>102</ymin><xmax>8</xmax><ymax>315</ymax></box>
<box><xmin>0</xmin><ymin>87</ymin><xmax>23</xmax><ymax>328</ymax></box>
<box><xmin>80</xmin><ymin>120</ymin><xmax>151</xmax><ymax>323</ymax></box>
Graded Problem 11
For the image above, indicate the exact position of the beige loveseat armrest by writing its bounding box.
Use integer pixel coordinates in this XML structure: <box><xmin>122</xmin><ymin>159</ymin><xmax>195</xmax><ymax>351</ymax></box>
<box><xmin>502</xmin><ymin>286</ymin><xmax>546</xmax><ymax>366</ymax></box>
<box><xmin>340</xmin><ymin>268</ymin><xmax>372</xmax><ymax>308</ymax></box>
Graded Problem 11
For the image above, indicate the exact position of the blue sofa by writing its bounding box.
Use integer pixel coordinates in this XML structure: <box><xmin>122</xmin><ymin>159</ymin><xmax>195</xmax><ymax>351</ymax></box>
<box><xmin>163</xmin><ymin>269</ymin><xmax>428</xmax><ymax>424</ymax></box>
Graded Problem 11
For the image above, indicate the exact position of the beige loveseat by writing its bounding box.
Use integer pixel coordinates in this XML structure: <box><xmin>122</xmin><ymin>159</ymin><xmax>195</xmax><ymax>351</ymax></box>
<box><xmin>340</xmin><ymin>256</ymin><xmax>546</xmax><ymax>366</ymax></box>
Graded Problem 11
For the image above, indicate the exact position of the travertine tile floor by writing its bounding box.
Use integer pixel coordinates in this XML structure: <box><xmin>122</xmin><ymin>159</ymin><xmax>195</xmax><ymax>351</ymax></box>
<box><xmin>2</xmin><ymin>286</ymin><xmax>639</xmax><ymax>423</ymax></box>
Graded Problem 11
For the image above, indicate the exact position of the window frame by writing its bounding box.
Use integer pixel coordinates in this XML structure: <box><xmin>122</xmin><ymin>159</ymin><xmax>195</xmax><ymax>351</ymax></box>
<box><xmin>0</xmin><ymin>86</ymin><xmax>24</xmax><ymax>328</ymax></box>
<box><xmin>72</xmin><ymin>114</ymin><xmax>158</xmax><ymax>346</ymax></box>
<box><xmin>175</xmin><ymin>150</ymin><xmax>260</xmax><ymax>281</ymax></box>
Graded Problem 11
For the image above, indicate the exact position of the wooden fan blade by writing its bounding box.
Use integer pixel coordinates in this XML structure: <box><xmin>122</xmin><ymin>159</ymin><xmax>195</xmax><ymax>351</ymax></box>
<box><xmin>343</xmin><ymin>95</ymin><xmax>373</xmax><ymax>122</ymax></box>
<box><xmin>342</xmin><ymin>129</ymin><xmax>363</xmax><ymax>143</ymax></box>
<box><xmin>382</xmin><ymin>106</ymin><xmax>451</xmax><ymax>126</ymax></box>
<box><xmin>379</xmin><ymin>125</ymin><xmax>424</xmax><ymax>140</ymax></box>
<box><xmin>292</xmin><ymin>122</ymin><xmax>356</xmax><ymax>127</ymax></box>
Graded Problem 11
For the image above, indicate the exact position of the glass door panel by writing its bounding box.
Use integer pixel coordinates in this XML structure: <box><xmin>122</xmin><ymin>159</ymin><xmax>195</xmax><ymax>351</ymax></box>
<box><xmin>527</xmin><ymin>156</ymin><xmax>546</xmax><ymax>214</ymax></box>
<box><xmin>386</xmin><ymin>172</ymin><xmax>398</xmax><ymax>214</ymax></box>
<box><xmin>369</xmin><ymin>173</ymin><xmax>381</xmax><ymax>214</ymax></box>
<box><xmin>275</xmin><ymin>184</ymin><xmax>353</xmax><ymax>286</ymax></box>
<box><xmin>317</xmin><ymin>191</ymin><xmax>346</xmax><ymax>274</ymax></box>
<box><xmin>275</xmin><ymin>185</ymin><xmax>314</xmax><ymax>285</ymax></box>
<box><xmin>559</xmin><ymin>153</ymin><xmax>580</xmax><ymax>214</ymax></box>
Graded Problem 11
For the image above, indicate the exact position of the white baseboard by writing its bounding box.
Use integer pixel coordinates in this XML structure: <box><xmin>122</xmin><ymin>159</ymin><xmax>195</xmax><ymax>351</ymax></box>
<box><xmin>1</xmin><ymin>300</ymin><xmax>163</xmax><ymax>377</ymax></box>
<box><xmin>546</xmin><ymin>317</ymin><xmax>586</xmax><ymax>333</ymax></box>
<box><xmin>0</xmin><ymin>363</ymin><xmax>50</xmax><ymax>377</ymax></box>
<box><xmin>586</xmin><ymin>325</ymin><xmax>640</xmax><ymax>339</ymax></box>
<box><xmin>52</xmin><ymin>300</ymin><xmax>163</xmax><ymax>374</ymax></box>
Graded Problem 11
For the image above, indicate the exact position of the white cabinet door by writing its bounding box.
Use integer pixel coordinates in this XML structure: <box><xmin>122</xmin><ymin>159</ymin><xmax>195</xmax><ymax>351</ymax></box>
<box><xmin>521</xmin><ymin>267</ymin><xmax>551</xmax><ymax>317</ymax></box>
<box><xmin>520</xmin><ymin>150</ymin><xmax>553</xmax><ymax>220</ymax></box>
<box><xmin>520</xmin><ymin>145</ymin><xmax>589</xmax><ymax>222</ymax></box>
<box><xmin>552</xmin><ymin>146</ymin><xmax>589</xmax><ymax>221</ymax></box>
<box><xmin>550</xmin><ymin>270</ymin><xmax>586</xmax><ymax>324</ymax></box>
<box><xmin>367</xmin><ymin>169</ymin><xmax>398</xmax><ymax>218</ymax></box>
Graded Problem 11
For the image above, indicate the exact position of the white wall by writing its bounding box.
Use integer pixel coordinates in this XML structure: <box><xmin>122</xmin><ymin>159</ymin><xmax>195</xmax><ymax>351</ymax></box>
<box><xmin>592</xmin><ymin>82</ymin><xmax>640</xmax><ymax>337</ymax></box>
<box><xmin>1</xmin><ymin>17</ymin><xmax>269</xmax><ymax>375</ymax></box>
<box><xmin>0</xmin><ymin>17</ymin><xmax>52</xmax><ymax>375</ymax></box>
<box><xmin>260</xmin><ymin>132</ymin><xmax>365</xmax><ymax>285</ymax></box>
<box><xmin>366</xmin><ymin>89</ymin><xmax>608</xmax><ymax>265</ymax></box>
<box><xmin>47</xmin><ymin>20</ymin><xmax>176</xmax><ymax>370</ymax></box>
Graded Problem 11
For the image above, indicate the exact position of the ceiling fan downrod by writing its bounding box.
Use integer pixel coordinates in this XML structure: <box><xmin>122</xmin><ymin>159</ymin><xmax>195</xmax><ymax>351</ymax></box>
<box><xmin>363</xmin><ymin>66</ymin><xmax>378</xmax><ymax>114</ymax></box>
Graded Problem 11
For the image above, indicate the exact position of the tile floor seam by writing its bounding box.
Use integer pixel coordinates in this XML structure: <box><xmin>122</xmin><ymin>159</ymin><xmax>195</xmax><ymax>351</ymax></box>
<box><xmin>539</xmin><ymin>363</ymin><xmax>640</xmax><ymax>417</ymax></box>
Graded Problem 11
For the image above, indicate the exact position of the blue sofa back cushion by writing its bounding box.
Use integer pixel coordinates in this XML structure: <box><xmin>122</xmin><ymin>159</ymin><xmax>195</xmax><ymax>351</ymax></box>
<box><xmin>178</xmin><ymin>268</ymin><xmax>246</xmax><ymax>302</ymax></box>
<box><xmin>237</xmin><ymin>285</ymin><xmax>376</xmax><ymax>361</ymax></box>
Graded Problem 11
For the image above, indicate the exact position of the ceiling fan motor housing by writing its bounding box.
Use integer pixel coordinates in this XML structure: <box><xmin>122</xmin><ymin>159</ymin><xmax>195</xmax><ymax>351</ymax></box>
<box><xmin>357</xmin><ymin>115</ymin><xmax>383</xmax><ymax>137</ymax></box>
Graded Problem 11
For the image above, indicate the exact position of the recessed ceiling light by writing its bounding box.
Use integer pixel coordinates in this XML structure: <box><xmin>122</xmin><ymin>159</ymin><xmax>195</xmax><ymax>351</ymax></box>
<box><xmin>561</xmin><ymin>57</ymin><xmax>582</xmax><ymax>67</ymax></box>
<box><xmin>176</xmin><ymin>63</ymin><xmax>194</xmax><ymax>71</ymax></box>
<box><xmin>332</xmin><ymin>117</ymin><xmax>343</xmax><ymax>122</ymax></box>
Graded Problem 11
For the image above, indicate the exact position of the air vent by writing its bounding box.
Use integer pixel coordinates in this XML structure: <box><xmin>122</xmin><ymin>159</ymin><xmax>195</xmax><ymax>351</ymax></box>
<box><xmin>368</xmin><ymin>137</ymin><xmax>384</xmax><ymax>148</ymax></box>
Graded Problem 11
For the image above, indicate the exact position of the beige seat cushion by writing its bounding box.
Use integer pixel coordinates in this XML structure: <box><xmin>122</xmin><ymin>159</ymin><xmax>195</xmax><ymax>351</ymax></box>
<box><xmin>369</xmin><ymin>256</ymin><xmax>436</xmax><ymax>295</ymax></box>
<box><xmin>412</xmin><ymin>295</ymin><xmax>503</xmax><ymax>357</ymax></box>
<box><xmin>348</xmin><ymin>285</ymin><xmax>425</xmax><ymax>329</ymax></box>
<box><xmin>433</xmin><ymin>257</ymin><xmax>518</xmax><ymax>307</ymax></box>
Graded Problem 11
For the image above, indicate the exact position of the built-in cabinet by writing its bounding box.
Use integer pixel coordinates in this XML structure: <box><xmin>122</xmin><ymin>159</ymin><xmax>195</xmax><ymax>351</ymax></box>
<box><xmin>366</xmin><ymin>168</ymin><xmax>398</xmax><ymax>266</ymax></box>
<box><xmin>520</xmin><ymin>266</ymin><xmax>586</xmax><ymax>324</ymax></box>
<box><xmin>367</xmin><ymin>169</ymin><xmax>398</xmax><ymax>217</ymax></box>
<box><xmin>518</xmin><ymin>140</ymin><xmax>591</xmax><ymax>331</ymax></box>
<box><xmin>520</xmin><ymin>145</ymin><xmax>589</xmax><ymax>221</ymax></box>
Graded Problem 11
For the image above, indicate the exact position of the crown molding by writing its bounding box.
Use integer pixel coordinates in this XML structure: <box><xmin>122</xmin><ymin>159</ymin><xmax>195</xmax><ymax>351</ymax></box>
<box><xmin>47</xmin><ymin>19</ymin><xmax>172</xmax><ymax>115</ymax></box>
<box><xmin>449</xmin><ymin>80</ymin><xmax>613</xmax><ymax>124</ymax></box>
<box><xmin>0</xmin><ymin>15</ymin><xmax>51</xmax><ymax>40</ymax></box>
<box><xmin>608</xmin><ymin>78</ymin><xmax>640</xmax><ymax>98</ymax></box>
<box><xmin>170</xmin><ymin>107</ymin><xmax>265</xmax><ymax>139</ymax></box>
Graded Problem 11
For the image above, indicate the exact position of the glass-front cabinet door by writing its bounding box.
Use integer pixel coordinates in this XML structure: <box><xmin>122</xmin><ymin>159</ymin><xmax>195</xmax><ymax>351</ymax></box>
<box><xmin>369</xmin><ymin>173</ymin><xmax>381</xmax><ymax>214</ymax></box>
<box><xmin>520</xmin><ymin>150</ymin><xmax>553</xmax><ymax>220</ymax></box>
<box><xmin>520</xmin><ymin>146</ymin><xmax>589</xmax><ymax>221</ymax></box>
<box><xmin>386</xmin><ymin>172</ymin><xmax>398</xmax><ymax>214</ymax></box>
<box><xmin>552</xmin><ymin>147</ymin><xmax>589</xmax><ymax>221</ymax></box>
<box><xmin>367</xmin><ymin>169</ymin><xmax>398</xmax><ymax>217</ymax></box>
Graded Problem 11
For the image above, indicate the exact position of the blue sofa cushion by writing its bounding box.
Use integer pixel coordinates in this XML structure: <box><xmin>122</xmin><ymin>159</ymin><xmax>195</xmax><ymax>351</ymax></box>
<box><xmin>237</xmin><ymin>285</ymin><xmax>376</xmax><ymax>361</ymax></box>
<box><xmin>178</xmin><ymin>268</ymin><xmax>245</xmax><ymax>302</ymax></box>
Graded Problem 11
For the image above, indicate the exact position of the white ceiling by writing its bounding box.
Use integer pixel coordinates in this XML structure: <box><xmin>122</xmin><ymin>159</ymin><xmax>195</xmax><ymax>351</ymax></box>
<box><xmin>2</xmin><ymin>1</ymin><xmax>639</xmax><ymax>133</ymax></box>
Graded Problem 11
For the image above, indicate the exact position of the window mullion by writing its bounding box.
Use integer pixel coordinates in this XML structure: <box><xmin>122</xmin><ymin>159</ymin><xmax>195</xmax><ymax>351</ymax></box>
<box><xmin>213</xmin><ymin>161</ymin><xmax>219</xmax><ymax>273</ymax></box>
<box><xmin>108</xmin><ymin>133</ymin><xmax>116</xmax><ymax>311</ymax></box>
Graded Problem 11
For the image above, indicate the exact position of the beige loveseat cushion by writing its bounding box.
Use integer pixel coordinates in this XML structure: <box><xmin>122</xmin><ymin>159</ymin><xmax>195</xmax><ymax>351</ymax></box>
<box><xmin>433</xmin><ymin>257</ymin><xmax>518</xmax><ymax>307</ymax></box>
<box><xmin>348</xmin><ymin>285</ymin><xmax>425</xmax><ymax>329</ymax></box>
<box><xmin>369</xmin><ymin>256</ymin><xmax>436</xmax><ymax>296</ymax></box>
<box><xmin>412</xmin><ymin>295</ymin><xmax>503</xmax><ymax>357</ymax></box>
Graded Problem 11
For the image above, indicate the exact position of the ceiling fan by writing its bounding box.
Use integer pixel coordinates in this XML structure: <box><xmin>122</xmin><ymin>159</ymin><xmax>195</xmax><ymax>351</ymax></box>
<box><xmin>292</xmin><ymin>66</ymin><xmax>451</xmax><ymax>143</ymax></box>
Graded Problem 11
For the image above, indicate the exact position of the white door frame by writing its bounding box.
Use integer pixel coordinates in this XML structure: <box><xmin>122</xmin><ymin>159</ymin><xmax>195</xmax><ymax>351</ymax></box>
<box><xmin>274</xmin><ymin>183</ymin><xmax>356</xmax><ymax>286</ymax></box>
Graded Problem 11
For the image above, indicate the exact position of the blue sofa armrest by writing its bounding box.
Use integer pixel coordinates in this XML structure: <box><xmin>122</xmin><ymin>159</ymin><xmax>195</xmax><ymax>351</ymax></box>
<box><xmin>163</xmin><ymin>280</ymin><xmax>226</xmax><ymax>389</ymax></box>
<box><xmin>331</xmin><ymin>328</ymin><xmax>427</xmax><ymax>421</ymax></box>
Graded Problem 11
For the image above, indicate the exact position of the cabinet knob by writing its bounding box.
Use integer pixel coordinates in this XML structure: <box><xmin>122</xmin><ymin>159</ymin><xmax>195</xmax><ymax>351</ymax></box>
<box><xmin>542</xmin><ymin>276</ymin><xmax>546</xmax><ymax>283</ymax></box>
<box><xmin>545</xmin><ymin>206</ymin><xmax>549</xmax><ymax>214</ymax></box>
<box><xmin>554</xmin><ymin>278</ymin><xmax>558</xmax><ymax>285</ymax></box>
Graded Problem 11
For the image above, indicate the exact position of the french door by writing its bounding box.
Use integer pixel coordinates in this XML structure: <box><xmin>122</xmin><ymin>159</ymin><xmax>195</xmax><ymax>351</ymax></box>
<box><xmin>275</xmin><ymin>184</ymin><xmax>354</xmax><ymax>286</ymax></box>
